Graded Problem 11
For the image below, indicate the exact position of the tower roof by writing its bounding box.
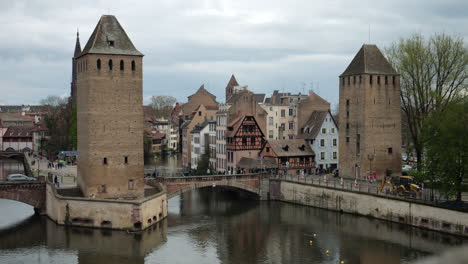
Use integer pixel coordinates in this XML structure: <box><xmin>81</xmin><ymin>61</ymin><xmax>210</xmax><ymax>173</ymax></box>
<box><xmin>74</xmin><ymin>30</ymin><xmax>81</xmax><ymax>58</ymax></box>
<box><xmin>341</xmin><ymin>44</ymin><xmax>397</xmax><ymax>76</ymax></box>
<box><xmin>79</xmin><ymin>15</ymin><xmax>143</xmax><ymax>57</ymax></box>
<box><xmin>226</xmin><ymin>74</ymin><xmax>239</xmax><ymax>90</ymax></box>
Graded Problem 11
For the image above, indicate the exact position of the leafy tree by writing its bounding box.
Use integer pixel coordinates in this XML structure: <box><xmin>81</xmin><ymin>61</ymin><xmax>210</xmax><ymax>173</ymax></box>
<box><xmin>422</xmin><ymin>97</ymin><xmax>467</xmax><ymax>201</ymax></box>
<box><xmin>196</xmin><ymin>147</ymin><xmax>211</xmax><ymax>174</ymax></box>
<box><xmin>69</xmin><ymin>103</ymin><xmax>77</xmax><ymax>150</ymax></box>
<box><xmin>386</xmin><ymin>33</ymin><xmax>467</xmax><ymax>167</ymax></box>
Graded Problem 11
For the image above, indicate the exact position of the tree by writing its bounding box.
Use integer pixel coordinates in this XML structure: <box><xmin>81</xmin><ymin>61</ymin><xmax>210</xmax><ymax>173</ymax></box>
<box><xmin>149</xmin><ymin>95</ymin><xmax>177</xmax><ymax>119</ymax></box>
<box><xmin>196</xmin><ymin>147</ymin><xmax>211</xmax><ymax>175</ymax></box>
<box><xmin>39</xmin><ymin>95</ymin><xmax>68</xmax><ymax>107</ymax></box>
<box><xmin>422</xmin><ymin>97</ymin><xmax>467</xmax><ymax>201</ymax></box>
<box><xmin>69</xmin><ymin>103</ymin><xmax>77</xmax><ymax>150</ymax></box>
<box><xmin>386</xmin><ymin>33</ymin><xmax>467</xmax><ymax>168</ymax></box>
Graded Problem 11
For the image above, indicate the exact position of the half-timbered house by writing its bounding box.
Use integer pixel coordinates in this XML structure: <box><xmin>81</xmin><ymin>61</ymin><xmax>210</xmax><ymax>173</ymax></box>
<box><xmin>226</xmin><ymin>114</ymin><xmax>265</xmax><ymax>173</ymax></box>
<box><xmin>259</xmin><ymin>139</ymin><xmax>315</xmax><ymax>175</ymax></box>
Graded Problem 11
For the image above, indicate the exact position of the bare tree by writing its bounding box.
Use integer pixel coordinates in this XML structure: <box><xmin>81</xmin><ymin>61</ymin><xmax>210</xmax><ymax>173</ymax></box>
<box><xmin>39</xmin><ymin>95</ymin><xmax>68</xmax><ymax>107</ymax></box>
<box><xmin>386</xmin><ymin>33</ymin><xmax>467</xmax><ymax>167</ymax></box>
<box><xmin>149</xmin><ymin>95</ymin><xmax>177</xmax><ymax>119</ymax></box>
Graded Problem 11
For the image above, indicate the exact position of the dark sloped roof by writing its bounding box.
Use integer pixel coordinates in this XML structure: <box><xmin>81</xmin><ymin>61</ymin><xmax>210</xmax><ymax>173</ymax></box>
<box><xmin>74</xmin><ymin>31</ymin><xmax>82</xmax><ymax>57</ymax></box>
<box><xmin>297</xmin><ymin>111</ymin><xmax>328</xmax><ymax>139</ymax></box>
<box><xmin>4</xmin><ymin>126</ymin><xmax>34</xmax><ymax>138</ymax></box>
<box><xmin>79</xmin><ymin>15</ymin><xmax>143</xmax><ymax>57</ymax></box>
<box><xmin>341</xmin><ymin>44</ymin><xmax>397</xmax><ymax>76</ymax></box>
<box><xmin>268</xmin><ymin>139</ymin><xmax>314</xmax><ymax>157</ymax></box>
<box><xmin>226</xmin><ymin>74</ymin><xmax>239</xmax><ymax>91</ymax></box>
<box><xmin>254</xmin><ymin>94</ymin><xmax>266</xmax><ymax>103</ymax></box>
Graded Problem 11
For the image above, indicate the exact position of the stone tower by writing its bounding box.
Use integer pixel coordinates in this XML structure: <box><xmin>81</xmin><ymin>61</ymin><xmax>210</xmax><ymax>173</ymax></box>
<box><xmin>225</xmin><ymin>74</ymin><xmax>239</xmax><ymax>103</ymax></box>
<box><xmin>338</xmin><ymin>44</ymin><xmax>401</xmax><ymax>179</ymax></box>
<box><xmin>75</xmin><ymin>15</ymin><xmax>144</xmax><ymax>199</ymax></box>
<box><xmin>70</xmin><ymin>31</ymin><xmax>81</xmax><ymax>102</ymax></box>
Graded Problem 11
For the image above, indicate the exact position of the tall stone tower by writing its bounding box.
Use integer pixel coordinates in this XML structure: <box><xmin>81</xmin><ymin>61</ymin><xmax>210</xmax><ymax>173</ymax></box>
<box><xmin>338</xmin><ymin>44</ymin><xmax>401</xmax><ymax>178</ymax></box>
<box><xmin>75</xmin><ymin>15</ymin><xmax>144</xmax><ymax>199</ymax></box>
<box><xmin>70</xmin><ymin>31</ymin><xmax>81</xmax><ymax>102</ymax></box>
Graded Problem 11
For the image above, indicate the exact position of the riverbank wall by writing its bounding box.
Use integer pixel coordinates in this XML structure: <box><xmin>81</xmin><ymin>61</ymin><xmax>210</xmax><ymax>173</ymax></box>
<box><xmin>269</xmin><ymin>179</ymin><xmax>468</xmax><ymax>237</ymax></box>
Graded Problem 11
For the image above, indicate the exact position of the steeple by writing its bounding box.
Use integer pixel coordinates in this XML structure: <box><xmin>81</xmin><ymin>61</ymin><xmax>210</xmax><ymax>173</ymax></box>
<box><xmin>74</xmin><ymin>30</ymin><xmax>82</xmax><ymax>58</ymax></box>
<box><xmin>225</xmin><ymin>74</ymin><xmax>239</xmax><ymax>102</ymax></box>
<box><xmin>340</xmin><ymin>44</ymin><xmax>397</xmax><ymax>76</ymax></box>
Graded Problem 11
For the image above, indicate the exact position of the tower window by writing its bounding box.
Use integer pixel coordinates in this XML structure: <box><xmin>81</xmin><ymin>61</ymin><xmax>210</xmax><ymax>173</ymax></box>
<box><xmin>124</xmin><ymin>156</ymin><xmax>128</xmax><ymax>164</ymax></box>
<box><xmin>370</xmin><ymin>75</ymin><xmax>373</xmax><ymax>85</ymax></box>
<box><xmin>97</xmin><ymin>59</ymin><xmax>101</xmax><ymax>70</ymax></box>
<box><xmin>385</xmin><ymin>76</ymin><xmax>388</xmax><ymax>85</ymax></box>
<box><xmin>103</xmin><ymin>157</ymin><xmax>108</xmax><ymax>165</ymax></box>
<box><xmin>346</xmin><ymin>111</ymin><xmax>349</xmax><ymax>118</ymax></box>
<box><xmin>120</xmin><ymin>60</ymin><xmax>124</xmax><ymax>71</ymax></box>
<box><xmin>346</xmin><ymin>99</ymin><xmax>350</xmax><ymax>106</ymax></box>
<box><xmin>108</xmin><ymin>40</ymin><xmax>115</xmax><ymax>47</ymax></box>
<box><xmin>108</xmin><ymin>59</ymin><xmax>113</xmax><ymax>71</ymax></box>
<box><xmin>392</xmin><ymin>76</ymin><xmax>396</xmax><ymax>85</ymax></box>
<box><xmin>347</xmin><ymin>77</ymin><xmax>350</xmax><ymax>85</ymax></box>
<box><xmin>359</xmin><ymin>75</ymin><xmax>362</xmax><ymax>83</ymax></box>
<box><xmin>353</xmin><ymin>76</ymin><xmax>356</xmax><ymax>84</ymax></box>
<box><xmin>346</xmin><ymin>137</ymin><xmax>350</xmax><ymax>143</ymax></box>
<box><xmin>346</xmin><ymin>123</ymin><xmax>349</xmax><ymax>129</ymax></box>
<box><xmin>131</xmin><ymin>60</ymin><xmax>136</xmax><ymax>71</ymax></box>
<box><xmin>377</xmin><ymin>76</ymin><xmax>381</xmax><ymax>85</ymax></box>
<box><xmin>388</xmin><ymin>147</ymin><xmax>393</xmax><ymax>154</ymax></box>
<box><xmin>342</xmin><ymin>77</ymin><xmax>345</xmax><ymax>86</ymax></box>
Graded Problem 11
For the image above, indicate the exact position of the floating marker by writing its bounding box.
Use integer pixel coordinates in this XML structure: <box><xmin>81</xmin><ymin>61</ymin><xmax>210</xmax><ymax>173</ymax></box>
<box><xmin>325</xmin><ymin>249</ymin><xmax>330</xmax><ymax>254</ymax></box>
<box><xmin>309</xmin><ymin>240</ymin><xmax>313</xmax><ymax>244</ymax></box>
<box><xmin>313</xmin><ymin>233</ymin><xmax>317</xmax><ymax>237</ymax></box>
<box><xmin>340</xmin><ymin>261</ymin><xmax>345</xmax><ymax>264</ymax></box>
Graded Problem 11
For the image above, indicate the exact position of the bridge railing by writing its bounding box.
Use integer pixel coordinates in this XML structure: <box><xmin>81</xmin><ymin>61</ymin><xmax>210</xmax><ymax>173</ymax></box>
<box><xmin>148</xmin><ymin>172</ymin><xmax>272</xmax><ymax>183</ymax></box>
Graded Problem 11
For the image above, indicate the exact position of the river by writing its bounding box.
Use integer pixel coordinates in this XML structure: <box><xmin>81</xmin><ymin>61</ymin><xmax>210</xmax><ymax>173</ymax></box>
<box><xmin>0</xmin><ymin>155</ymin><xmax>465</xmax><ymax>263</ymax></box>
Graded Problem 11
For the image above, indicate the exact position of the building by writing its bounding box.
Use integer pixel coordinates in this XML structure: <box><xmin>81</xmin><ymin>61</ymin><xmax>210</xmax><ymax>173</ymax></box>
<box><xmin>76</xmin><ymin>15</ymin><xmax>145</xmax><ymax>199</ymax></box>
<box><xmin>32</xmin><ymin>119</ymin><xmax>49</xmax><ymax>153</ymax></box>
<box><xmin>190</xmin><ymin>124</ymin><xmax>204</xmax><ymax>170</ymax></box>
<box><xmin>298</xmin><ymin>110</ymin><xmax>338</xmax><ymax>172</ymax></box>
<box><xmin>226</xmin><ymin>115</ymin><xmax>265</xmax><ymax>173</ymax></box>
<box><xmin>181</xmin><ymin>104</ymin><xmax>218</xmax><ymax>168</ymax></box>
<box><xmin>259</xmin><ymin>139</ymin><xmax>315</xmax><ymax>175</ymax></box>
<box><xmin>150</xmin><ymin>132</ymin><xmax>166</xmax><ymax>153</ymax></box>
<box><xmin>180</xmin><ymin>85</ymin><xmax>218</xmax><ymax>120</ymax></box>
<box><xmin>215</xmin><ymin>104</ymin><xmax>229</xmax><ymax>173</ymax></box>
<box><xmin>1</xmin><ymin>126</ymin><xmax>34</xmax><ymax>152</ymax></box>
<box><xmin>338</xmin><ymin>44</ymin><xmax>402</xmax><ymax>179</ymax></box>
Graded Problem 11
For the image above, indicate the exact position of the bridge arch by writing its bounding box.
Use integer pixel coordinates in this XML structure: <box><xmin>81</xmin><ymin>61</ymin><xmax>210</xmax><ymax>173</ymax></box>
<box><xmin>166</xmin><ymin>180</ymin><xmax>260</xmax><ymax>199</ymax></box>
<box><xmin>0</xmin><ymin>182</ymin><xmax>46</xmax><ymax>214</ymax></box>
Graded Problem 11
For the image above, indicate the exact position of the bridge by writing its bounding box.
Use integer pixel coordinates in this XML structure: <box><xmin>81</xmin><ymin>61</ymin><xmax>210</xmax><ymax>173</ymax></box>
<box><xmin>0</xmin><ymin>180</ymin><xmax>46</xmax><ymax>214</ymax></box>
<box><xmin>146</xmin><ymin>173</ymin><xmax>270</xmax><ymax>199</ymax></box>
<box><xmin>0</xmin><ymin>151</ymin><xmax>33</xmax><ymax>177</ymax></box>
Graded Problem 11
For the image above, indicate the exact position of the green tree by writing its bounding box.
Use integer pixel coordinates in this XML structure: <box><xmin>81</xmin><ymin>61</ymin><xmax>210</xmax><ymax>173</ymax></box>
<box><xmin>422</xmin><ymin>97</ymin><xmax>467</xmax><ymax>201</ymax></box>
<box><xmin>386</xmin><ymin>33</ymin><xmax>467</xmax><ymax>167</ymax></box>
<box><xmin>196</xmin><ymin>147</ymin><xmax>211</xmax><ymax>175</ymax></box>
<box><xmin>69</xmin><ymin>103</ymin><xmax>77</xmax><ymax>150</ymax></box>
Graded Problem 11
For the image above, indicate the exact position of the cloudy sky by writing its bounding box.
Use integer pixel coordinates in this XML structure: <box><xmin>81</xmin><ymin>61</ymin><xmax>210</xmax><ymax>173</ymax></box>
<box><xmin>1</xmin><ymin>0</ymin><xmax>467</xmax><ymax>108</ymax></box>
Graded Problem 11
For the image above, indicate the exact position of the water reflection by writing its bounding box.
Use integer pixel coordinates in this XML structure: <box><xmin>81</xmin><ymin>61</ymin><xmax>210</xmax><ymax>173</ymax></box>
<box><xmin>144</xmin><ymin>154</ymin><xmax>182</xmax><ymax>176</ymax></box>
<box><xmin>0</xmin><ymin>187</ymin><xmax>466</xmax><ymax>264</ymax></box>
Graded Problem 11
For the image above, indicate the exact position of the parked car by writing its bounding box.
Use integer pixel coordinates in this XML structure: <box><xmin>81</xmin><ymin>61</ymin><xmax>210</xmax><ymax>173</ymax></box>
<box><xmin>402</xmin><ymin>165</ymin><xmax>412</xmax><ymax>172</ymax></box>
<box><xmin>7</xmin><ymin>174</ymin><xmax>35</xmax><ymax>181</ymax></box>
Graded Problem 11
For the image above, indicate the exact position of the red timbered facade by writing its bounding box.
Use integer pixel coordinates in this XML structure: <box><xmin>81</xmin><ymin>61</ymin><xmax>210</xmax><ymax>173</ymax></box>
<box><xmin>226</xmin><ymin>115</ymin><xmax>265</xmax><ymax>172</ymax></box>
<box><xmin>260</xmin><ymin>139</ymin><xmax>315</xmax><ymax>175</ymax></box>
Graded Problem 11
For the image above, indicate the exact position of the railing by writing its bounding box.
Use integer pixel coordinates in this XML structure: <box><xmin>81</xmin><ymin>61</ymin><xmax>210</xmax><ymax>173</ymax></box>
<box><xmin>270</xmin><ymin>174</ymin><xmax>466</xmax><ymax>211</ymax></box>
<box><xmin>149</xmin><ymin>173</ymin><xmax>269</xmax><ymax>183</ymax></box>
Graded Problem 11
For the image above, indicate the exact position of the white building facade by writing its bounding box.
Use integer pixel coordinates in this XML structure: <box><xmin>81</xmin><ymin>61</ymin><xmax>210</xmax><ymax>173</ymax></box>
<box><xmin>215</xmin><ymin>105</ymin><xmax>229</xmax><ymax>173</ymax></box>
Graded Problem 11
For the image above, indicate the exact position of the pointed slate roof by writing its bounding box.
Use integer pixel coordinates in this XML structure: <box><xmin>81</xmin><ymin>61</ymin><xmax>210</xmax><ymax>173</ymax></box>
<box><xmin>226</xmin><ymin>74</ymin><xmax>239</xmax><ymax>91</ymax></box>
<box><xmin>74</xmin><ymin>31</ymin><xmax>81</xmax><ymax>57</ymax></box>
<box><xmin>341</xmin><ymin>44</ymin><xmax>397</xmax><ymax>76</ymax></box>
<box><xmin>79</xmin><ymin>15</ymin><xmax>143</xmax><ymax>57</ymax></box>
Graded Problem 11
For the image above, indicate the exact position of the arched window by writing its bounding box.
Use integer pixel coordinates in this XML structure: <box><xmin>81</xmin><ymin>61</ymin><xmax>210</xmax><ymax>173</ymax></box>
<box><xmin>131</xmin><ymin>60</ymin><xmax>136</xmax><ymax>71</ymax></box>
<box><xmin>108</xmin><ymin>59</ymin><xmax>113</xmax><ymax>71</ymax></box>
<box><xmin>120</xmin><ymin>60</ymin><xmax>124</xmax><ymax>71</ymax></box>
<box><xmin>97</xmin><ymin>59</ymin><xmax>101</xmax><ymax>70</ymax></box>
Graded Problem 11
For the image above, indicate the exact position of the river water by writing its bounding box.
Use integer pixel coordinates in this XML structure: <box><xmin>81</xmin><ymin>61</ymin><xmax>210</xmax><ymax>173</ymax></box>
<box><xmin>0</xmin><ymin>155</ymin><xmax>465</xmax><ymax>263</ymax></box>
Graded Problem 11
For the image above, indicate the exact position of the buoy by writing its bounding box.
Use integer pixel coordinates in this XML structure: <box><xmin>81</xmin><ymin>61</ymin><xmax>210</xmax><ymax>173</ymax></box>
<box><xmin>340</xmin><ymin>261</ymin><xmax>345</xmax><ymax>264</ymax></box>
<box><xmin>313</xmin><ymin>233</ymin><xmax>317</xmax><ymax>237</ymax></box>
<box><xmin>325</xmin><ymin>250</ymin><xmax>330</xmax><ymax>254</ymax></box>
<box><xmin>309</xmin><ymin>240</ymin><xmax>313</xmax><ymax>244</ymax></box>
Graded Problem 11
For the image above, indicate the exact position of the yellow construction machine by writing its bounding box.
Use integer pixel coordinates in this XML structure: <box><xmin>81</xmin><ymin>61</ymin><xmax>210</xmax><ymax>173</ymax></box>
<box><xmin>379</xmin><ymin>176</ymin><xmax>422</xmax><ymax>197</ymax></box>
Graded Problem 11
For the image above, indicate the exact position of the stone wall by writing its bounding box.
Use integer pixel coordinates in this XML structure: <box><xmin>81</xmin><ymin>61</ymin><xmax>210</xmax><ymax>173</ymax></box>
<box><xmin>270</xmin><ymin>179</ymin><xmax>468</xmax><ymax>237</ymax></box>
<box><xmin>46</xmin><ymin>183</ymin><xmax>167</xmax><ymax>231</ymax></box>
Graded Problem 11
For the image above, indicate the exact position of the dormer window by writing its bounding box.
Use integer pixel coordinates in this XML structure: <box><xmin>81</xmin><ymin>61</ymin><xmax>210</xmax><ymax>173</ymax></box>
<box><xmin>108</xmin><ymin>40</ymin><xmax>115</xmax><ymax>47</ymax></box>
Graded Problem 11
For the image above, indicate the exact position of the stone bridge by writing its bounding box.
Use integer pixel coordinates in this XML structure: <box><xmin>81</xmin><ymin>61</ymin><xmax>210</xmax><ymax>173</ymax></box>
<box><xmin>0</xmin><ymin>180</ymin><xmax>46</xmax><ymax>214</ymax></box>
<box><xmin>146</xmin><ymin>174</ymin><xmax>270</xmax><ymax>199</ymax></box>
<box><xmin>0</xmin><ymin>151</ymin><xmax>33</xmax><ymax>177</ymax></box>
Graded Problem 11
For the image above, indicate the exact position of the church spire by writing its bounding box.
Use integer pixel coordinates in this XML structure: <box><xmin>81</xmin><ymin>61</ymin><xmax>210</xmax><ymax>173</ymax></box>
<box><xmin>74</xmin><ymin>29</ymin><xmax>82</xmax><ymax>57</ymax></box>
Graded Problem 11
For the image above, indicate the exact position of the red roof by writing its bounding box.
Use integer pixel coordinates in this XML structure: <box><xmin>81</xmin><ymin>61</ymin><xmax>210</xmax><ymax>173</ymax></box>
<box><xmin>152</xmin><ymin>133</ymin><xmax>166</xmax><ymax>140</ymax></box>
<box><xmin>3</xmin><ymin>126</ymin><xmax>34</xmax><ymax>138</ymax></box>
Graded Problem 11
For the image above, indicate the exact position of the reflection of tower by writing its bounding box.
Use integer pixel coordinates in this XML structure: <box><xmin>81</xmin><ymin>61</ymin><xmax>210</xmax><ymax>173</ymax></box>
<box><xmin>76</xmin><ymin>15</ymin><xmax>145</xmax><ymax>198</ymax></box>
<box><xmin>70</xmin><ymin>30</ymin><xmax>81</xmax><ymax>102</ymax></box>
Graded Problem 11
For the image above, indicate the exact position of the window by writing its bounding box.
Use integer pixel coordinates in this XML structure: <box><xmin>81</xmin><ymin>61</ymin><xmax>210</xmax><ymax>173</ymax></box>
<box><xmin>289</xmin><ymin>122</ymin><xmax>294</xmax><ymax>130</ymax></box>
<box><xmin>346</xmin><ymin>137</ymin><xmax>350</xmax><ymax>143</ymax></box>
<box><xmin>333</xmin><ymin>152</ymin><xmax>337</xmax><ymax>160</ymax></box>
<box><xmin>333</xmin><ymin>138</ymin><xmax>337</xmax><ymax>147</ymax></box>
<box><xmin>331</xmin><ymin>128</ymin><xmax>335</xmax><ymax>134</ymax></box>
<box><xmin>103</xmin><ymin>157</ymin><xmax>108</xmax><ymax>165</ymax></box>
<box><xmin>392</xmin><ymin>76</ymin><xmax>396</xmax><ymax>85</ymax></box>
<box><xmin>124</xmin><ymin>156</ymin><xmax>128</xmax><ymax>164</ymax></box>
<box><xmin>269</xmin><ymin>130</ymin><xmax>273</xmax><ymax>139</ymax></box>
<box><xmin>108</xmin><ymin>59</ymin><xmax>113</xmax><ymax>70</ymax></box>
<box><xmin>97</xmin><ymin>59</ymin><xmax>101</xmax><ymax>70</ymax></box>
<box><xmin>320</xmin><ymin>152</ymin><xmax>325</xmax><ymax>160</ymax></box>
<box><xmin>320</xmin><ymin>139</ymin><xmax>325</xmax><ymax>147</ymax></box>
<box><xmin>346</xmin><ymin>111</ymin><xmax>349</xmax><ymax>118</ymax></box>
<box><xmin>269</xmin><ymin>107</ymin><xmax>273</xmax><ymax>111</ymax></box>
<box><xmin>280</xmin><ymin>123</ymin><xmax>285</xmax><ymax>130</ymax></box>
<box><xmin>268</xmin><ymin>117</ymin><xmax>273</xmax><ymax>126</ymax></box>
<box><xmin>346</xmin><ymin>123</ymin><xmax>349</xmax><ymax>129</ymax></box>
<box><xmin>108</xmin><ymin>40</ymin><xmax>115</xmax><ymax>47</ymax></box>
<box><xmin>353</xmin><ymin>76</ymin><xmax>356</xmax><ymax>84</ymax></box>
<box><xmin>322</xmin><ymin>128</ymin><xmax>326</xmax><ymax>134</ymax></box>
<box><xmin>370</xmin><ymin>75</ymin><xmax>373</xmax><ymax>85</ymax></box>
<box><xmin>377</xmin><ymin>76</ymin><xmax>381</xmax><ymax>85</ymax></box>
<box><xmin>128</xmin><ymin>179</ymin><xmax>135</xmax><ymax>190</ymax></box>
<box><xmin>346</xmin><ymin>99</ymin><xmax>350</xmax><ymax>106</ymax></box>
<box><xmin>385</xmin><ymin>76</ymin><xmax>388</xmax><ymax>85</ymax></box>
<box><xmin>359</xmin><ymin>75</ymin><xmax>362</xmax><ymax>83</ymax></box>
<box><xmin>120</xmin><ymin>60</ymin><xmax>124</xmax><ymax>71</ymax></box>
<box><xmin>131</xmin><ymin>60</ymin><xmax>136</xmax><ymax>71</ymax></box>
<box><xmin>342</xmin><ymin>77</ymin><xmax>345</xmax><ymax>85</ymax></box>
<box><xmin>251</xmin><ymin>137</ymin><xmax>256</xmax><ymax>145</ymax></box>
<box><xmin>289</xmin><ymin>108</ymin><xmax>293</xmax><ymax>116</ymax></box>
<box><xmin>266</xmin><ymin>147</ymin><xmax>270</xmax><ymax>152</ymax></box>
<box><xmin>281</xmin><ymin>110</ymin><xmax>285</xmax><ymax>117</ymax></box>
<box><xmin>388</xmin><ymin>147</ymin><xmax>393</xmax><ymax>154</ymax></box>
<box><xmin>347</xmin><ymin>77</ymin><xmax>350</xmax><ymax>85</ymax></box>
